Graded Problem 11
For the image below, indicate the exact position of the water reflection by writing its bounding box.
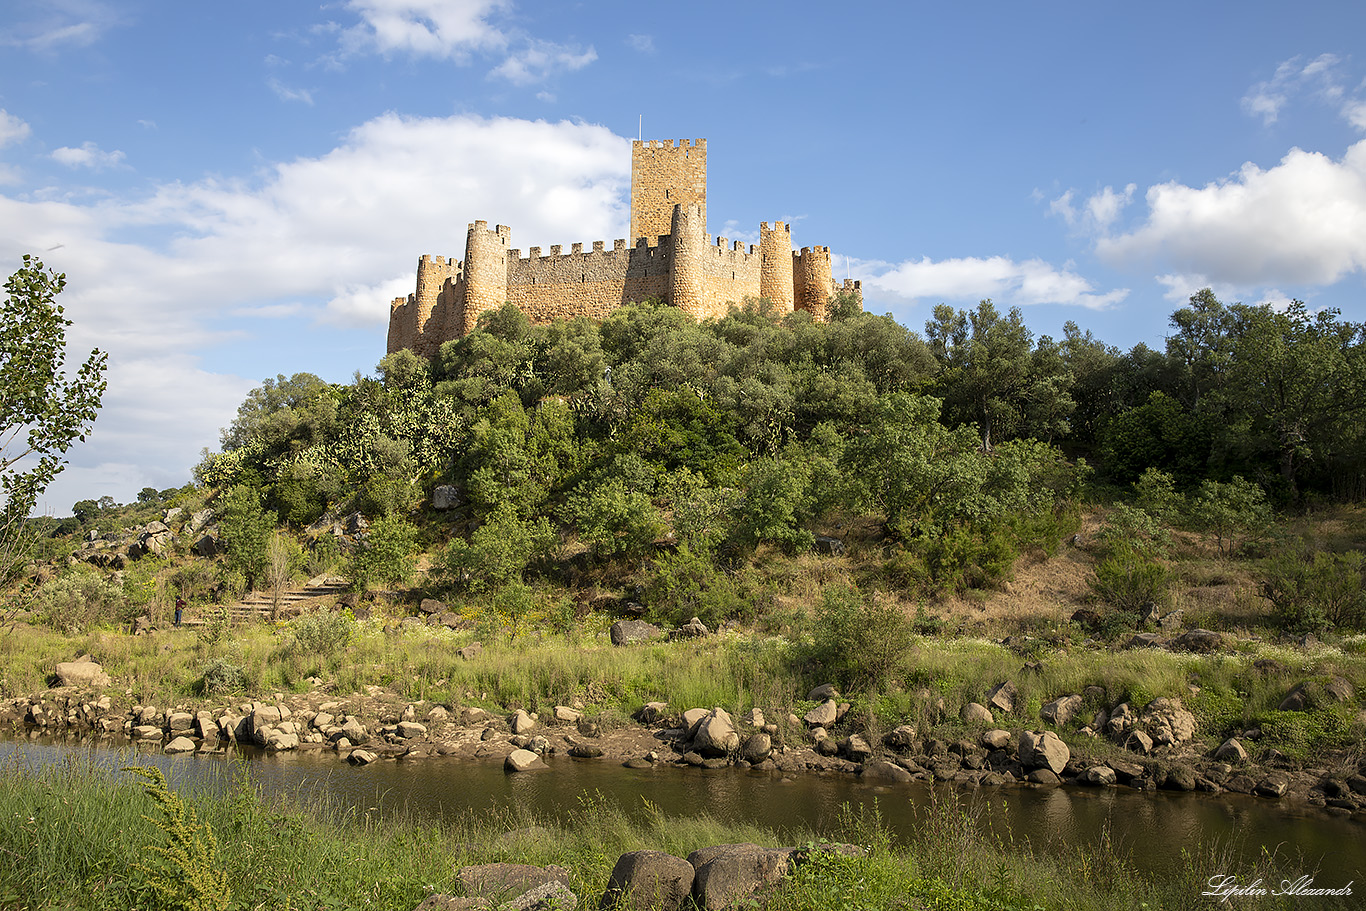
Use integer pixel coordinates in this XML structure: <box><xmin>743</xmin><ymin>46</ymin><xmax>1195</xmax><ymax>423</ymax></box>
<box><xmin>4</xmin><ymin>737</ymin><xmax>1362</xmax><ymax>882</ymax></box>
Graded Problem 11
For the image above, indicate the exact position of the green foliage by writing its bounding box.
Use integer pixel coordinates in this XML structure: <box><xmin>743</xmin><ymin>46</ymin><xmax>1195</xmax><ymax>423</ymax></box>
<box><xmin>1190</xmin><ymin>475</ymin><xmax>1272</xmax><ymax>555</ymax></box>
<box><xmin>287</xmin><ymin>610</ymin><xmax>355</xmax><ymax>656</ymax></box>
<box><xmin>733</xmin><ymin>458</ymin><xmax>815</xmax><ymax>554</ymax></box>
<box><xmin>0</xmin><ymin>256</ymin><xmax>106</xmax><ymax>608</ymax></box>
<box><xmin>446</xmin><ymin>504</ymin><xmax>555</xmax><ymax>591</ymax></box>
<box><xmin>347</xmin><ymin>514</ymin><xmax>418</xmax><ymax>591</ymax></box>
<box><xmin>645</xmin><ymin>544</ymin><xmax>747</xmax><ymax>628</ymax></box>
<box><xmin>1089</xmin><ymin>540</ymin><xmax>1170</xmax><ymax>612</ymax></box>
<box><xmin>198</xmin><ymin>654</ymin><xmax>249</xmax><ymax>696</ymax></box>
<box><xmin>34</xmin><ymin>571</ymin><xmax>130</xmax><ymax>633</ymax></box>
<box><xmin>1262</xmin><ymin>550</ymin><xmax>1366</xmax><ymax>633</ymax></box>
<box><xmin>803</xmin><ymin>585</ymin><xmax>915</xmax><ymax>690</ymax></box>
<box><xmin>123</xmin><ymin>766</ymin><xmax>230</xmax><ymax>911</ymax></box>
<box><xmin>217</xmin><ymin>485</ymin><xmax>277</xmax><ymax>589</ymax></box>
<box><xmin>561</xmin><ymin>475</ymin><xmax>663</xmax><ymax>560</ymax></box>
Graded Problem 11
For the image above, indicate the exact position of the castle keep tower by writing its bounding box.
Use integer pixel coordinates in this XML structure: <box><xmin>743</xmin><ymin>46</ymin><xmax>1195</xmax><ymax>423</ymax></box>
<box><xmin>631</xmin><ymin>139</ymin><xmax>706</xmax><ymax>243</ymax></box>
<box><xmin>387</xmin><ymin>139</ymin><xmax>860</xmax><ymax>356</ymax></box>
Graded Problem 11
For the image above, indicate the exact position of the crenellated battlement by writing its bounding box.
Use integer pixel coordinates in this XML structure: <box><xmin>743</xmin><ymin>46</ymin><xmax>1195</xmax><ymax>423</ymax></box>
<box><xmin>387</xmin><ymin>138</ymin><xmax>859</xmax><ymax>355</ymax></box>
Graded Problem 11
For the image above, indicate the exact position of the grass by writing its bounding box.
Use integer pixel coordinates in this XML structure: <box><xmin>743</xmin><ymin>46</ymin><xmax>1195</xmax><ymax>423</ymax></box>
<box><xmin>1</xmin><ymin>756</ymin><xmax>1352</xmax><ymax>911</ymax></box>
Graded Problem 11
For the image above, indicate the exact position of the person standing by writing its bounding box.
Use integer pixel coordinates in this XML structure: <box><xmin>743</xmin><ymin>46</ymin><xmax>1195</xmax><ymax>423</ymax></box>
<box><xmin>175</xmin><ymin>596</ymin><xmax>185</xmax><ymax>627</ymax></box>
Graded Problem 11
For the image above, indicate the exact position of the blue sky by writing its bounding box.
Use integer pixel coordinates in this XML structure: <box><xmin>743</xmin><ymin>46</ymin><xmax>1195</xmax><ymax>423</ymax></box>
<box><xmin>2</xmin><ymin>1</ymin><xmax>1365</xmax><ymax>513</ymax></box>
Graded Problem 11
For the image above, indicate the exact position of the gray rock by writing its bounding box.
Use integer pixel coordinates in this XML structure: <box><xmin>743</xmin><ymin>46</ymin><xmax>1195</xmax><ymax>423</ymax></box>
<box><xmin>883</xmin><ymin>724</ymin><xmax>917</xmax><ymax>751</ymax></box>
<box><xmin>457</xmin><ymin>864</ymin><xmax>571</xmax><ymax>901</ymax></box>
<box><xmin>1214</xmin><ymin>737</ymin><xmax>1248</xmax><ymax>762</ymax></box>
<box><xmin>510</xmin><ymin>709</ymin><xmax>537</xmax><ymax>735</ymax></box>
<box><xmin>167</xmin><ymin>711</ymin><xmax>194</xmax><ymax>733</ymax></box>
<box><xmin>505</xmin><ymin>749</ymin><xmax>548</xmax><ymax>772</ymax></box>
<box><xmin>986</xmin><ymin>681</ymin><xmax>1017</xmax><ymax>714</ymax></box>
<box><xmin>803</xmin><ymin>700</ymin><xmax>837</xmax><ymax>727</ymax></box>
<box><xmin>54</xmin><ymin>658</ymin><xmax>111</xmax><ymax>688</ymax></box>
<box><xmin>672</xmin><ymin>617</ymin><xmax>709</xmax><ymax>639</ymax></box>
<box><xmin>692</xmin><ymin>708</ymin><xmax>739</xmax><ymax>757</ymax></box>
<box><xmin>397</xmin><ymin>721</ymin><xmax>427</xmax><ymax>739</ymax></box>
<box><xmin>459</xmin><ymin>643</ymin><xmax>483</xmax><ymax>661</ymax></box>
<box><xmin>1171</xmin><ymin>628</ymin><xmax>1223</xmax><ymax>653</ymax></box>
<box><xmin>1040</xmin><ymin>695</ymin><xmax>1083</xmax><ymax>727</ymax></box>
<box><xmin>1254</xmin><ymin>772</ymin><xmax>1289</xmax><ymax>798</ymax></box>
<box><xmin>840</xmin><ymin>734</ymin><xmax>872</xmax><ymax>761</ymax></box>
<box><xmin>806</xmin><ymin>683</ymin><xmax>839</xmax><ymax>702</ymax></box>
<box><xmin>554</xmin><ymin>705</ymin><xmax>582</xmax><ymax>724</ymax></box>
<box><xmin>1124</xmin><ymin>730</ymin><xmax>1153</xmax><ymax>754</ymax></box>
<box><xmin>610</xmin><ymin>620</ymin><xmax>662</xmax><ymax>646</ymax></box>
<box><xmin>860</xmin><ymin>760</ymin><xmax>912</xmax><ymax>783</ymax></box>
<box><xmin>347</xmin><ymin>749</ymin><xmax>378</xmax><ymax>765</ymax></box>
<box><xmin>1080</xmin><ymin>765</ymin><xmax>1117</xmax><ymax>786</ymax></box>
<box><xmin>687</xmin><ymin>844</ymin><xmax>789</xmax><ymax>911</ymax></box>
<box><xmin>419</xmin><ymin>598</ymin><xmax>446</xmax><ymax>615</ymax></box>
<box><xmin>1018</xmin><ymin>730</ymin><xmax>1069</xmax><ymax>774</ymax></box>
<box><xmin>961</xmin><ymin>702</ymin><xmax>993</xmax><ymax>725</ymax></box>
<box><xmin>164</xmin><ymin>736</ymin><xmax>197</xmax><ymax>754</ymax></box>
<box><xmin>981</xmin><ymin>729</ymin><xmax>1012</xmax><ymax>751</ymax></box>
<box><xmin>739</xmin><ymin>733</ymin><xmax>772</xmax><ymax>764</ymax></box>
<box><xmin>432</xmin><ymin>485</ymin><xmax>463</xmax><ymax>511</ymax></box>
<box><xmin>1141</xmin><ymin>697</ymin><xmax>1197</xmax><ymax>745</ymax></box>
<box><xmin>339</xmin><ymin>716</ymin><xmax>368</xmax><ymax>744</ymax></box>
<box><xmin>502</xmin><ymin>881</ymin><xmax>577</xmax><ymax>911</ymax></box>
<box><xmin>600</xmin><ymin>850</ymin><xmax>694</xmax><ymax>911</ymax></box>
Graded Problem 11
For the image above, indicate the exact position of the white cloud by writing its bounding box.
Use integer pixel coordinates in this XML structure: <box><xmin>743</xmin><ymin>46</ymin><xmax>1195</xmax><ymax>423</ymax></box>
<box><xmin>51</xmin><ymin>141</ymin><xmax>126</xmax><ymax>170</ymax></box>
<box><xmin>1097</xmin><ymin>141</ymin><xmax>1366</xmax><ymax>286</ymax></box>
<box><xmin>332</xmin><ymin>0</ymin><xmax>594</xmax><ymax>84</ymax></box>
<box><xmin>1241</xmin><ymin>53</ymin><xmax>1366</xmax><ymax>132</ymax></box>
<box><xmin>1048</xmin><ymin>184</ymin><xmax>1135</xmax><ymax>233</ymax></box>
<box><xmin>0</xmin><ymin>115</ymin><xmax>631</xmax><ymax>504</ymax></box>
<box><xmin>2</xmin><ymin>0</ymin><xmax>121</xmax><ymax>51</ymax></box>
<box><xmin>488</xmin><ymin>39</ymin><xmax>596</xmax><ymax>85</ymax></box>
<box><xmin>267</xmin><ymin>77</ymin><xmax>315</xmax><ymax>105</ymax></box>
<box><xmin>863</xmin><ymin>255</ymin><xmax>1128</xmax><ymax>310</ymax></box>
<box><xmin>626</xmin><ymin>34</ymin><xmax>655</xmax><ymax>54</ymax></box>
<box><xmin>339</xmin><ymin>0</ymin><xmax>510</xmax><ymax>60</ymax></box>
<box><xmin>0</xmin><ymin>110</ymin><xmax>32</xmax><ymax>148</ymax></box>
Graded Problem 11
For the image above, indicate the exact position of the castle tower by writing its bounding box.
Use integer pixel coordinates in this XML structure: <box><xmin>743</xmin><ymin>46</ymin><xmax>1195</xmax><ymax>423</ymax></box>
<box><xmin>759</xmin><ymin>222</ymin><xmax>794</xmax><ymax>313</ymax></box>
<box><xmin>632</xmin><ymin>139</ymin><xmax>707</xmax><ymax>243</ymax></box>
<box><xmin>794</xmin><ymin>245</ymin><xmax>834</xmax><ymax>322</ymax></box>
<box><xmin>669</xmin><ymin>203</ymin><xmax>706</xmax><ymax>320</ymax></box>
<box><xmin>462</xmin><ymin>221</ymin><xmax>510</xmax><ymax>335</ymax></box>
<box><xmin>414</xmin><ymin>254</ymin><xmax>460</xmax><ymax>356</ymax></box>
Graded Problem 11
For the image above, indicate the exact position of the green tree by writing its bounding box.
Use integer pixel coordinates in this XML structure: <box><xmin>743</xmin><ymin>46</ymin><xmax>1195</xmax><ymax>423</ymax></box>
<box><xmin>347</xmin><ymin>513</ymin><xmax>418</xmax><ymax>590</ymax></box>
<box><xmin>0</xmin><ymin>256</ymin><xmax>106</xmax><ymax>612</ymax></box>
<box><xmin>217</xmin><ymin>485</ymin><xmax>276</xmax><ymax>590</ymax></box>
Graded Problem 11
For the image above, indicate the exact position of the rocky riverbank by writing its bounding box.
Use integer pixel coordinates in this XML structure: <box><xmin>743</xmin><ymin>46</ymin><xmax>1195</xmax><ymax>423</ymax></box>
<box><xmin>8</xmin><ymin>655</ymin><xmax>1366</xmax><ymax>823</ymax></box>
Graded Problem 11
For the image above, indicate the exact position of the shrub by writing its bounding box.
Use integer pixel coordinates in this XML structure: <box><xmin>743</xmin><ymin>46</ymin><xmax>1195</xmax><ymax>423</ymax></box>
<box><xmin>123</xmin><ymin>766</ymin><xmax>230</xmax><ymax>911</ymax></box>
<box><xmin>645</xmin><ymin>545</ymin><xmax>747</xmax><ymax>628</ymax></box>
<box><xmin>1089</xmin><ymin>541</ymin><xmax>1169</xmax><ymax>612</ymax></box>
<box><xmin>347</xmin><ymin>514</ymin><xmax>417</xmax><ymax>590</ymax></box>
<box><xmin>35</xmin><ymin>572</ymin><xmax>130</xmax><ymax>633</ymax></box>
<box><xmin>288</xmin><ymin>610</ymin><xmax>355</xmax><ymax>656</ymax></box>
<box><xmin>1262</xmin><ymin>550</ymin><xmax>1366</xmax><ymax>633</ymax></box>
<box><xmin>197</xmin><ymin>655</ymin><xmax>249</xmax><ymax>696</ymax></box>
<box><xmin>804</xmin><ymin>584</ymin><xmax>914</xmax><ymax>690</ymax></box>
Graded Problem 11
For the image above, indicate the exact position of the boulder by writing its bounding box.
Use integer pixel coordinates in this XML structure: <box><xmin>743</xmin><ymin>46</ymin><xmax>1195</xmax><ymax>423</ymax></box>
<box><xmin>1126</xmin><ymin>632</ymin><xmax>1163</xmax><ymax>649</ymax></box>
<box><xmin>164</xmin><ymin>736</ymin><xmax>197</xmax><ymax>754</ymax></box>
<box><xmin>54</xmin><ymin>657</ymin><xmax>111</xmax><ymax>688</ymax></box>
<box><xmin>1254</xmin><ymin>772</ymin><xmax>1289</xmax><ymax>798</ymax></box>
<box><xmin>687</xmin><ymin>844</ymin><xmax>789</xmax><ymax>911</ymax></box>
<box><xmin>803</xmin><ymin>700</ymin><xmax>837</xmax><ymax>727</ymax></box>
<box><xmin>397</xmin><ymin>721</ymin><xmax>427</xmax><ymax>739</ymax></box>
<box><xmin>168</xmin><ymin>711</ymin><xmax>194</xmax><ymax>733</ymax></box>
<box><xmin>1141</xmin><ymin>697</ymin><xmax>1197</xmax><ymax>745</ymax></box>
<box><xmin>505</xmin><ymin>749</ymin><xmax>548</xmax><ymax>772</ymax></box>
<box><xmin>457</xmin><ymin>864</ymin><xmax>571</xmax><ymax>901</ymax></box>
<box><xmin>339</xmin><ymin>716</ymin><xmax>368</xmax><ymax>744</ymax></box>
<box><xmin>510</xmin><ymin>709</ymin><xmax>537</xmax><ymax>735</ymax></box>
<box><xmin>1040</xmin><ymin>695</ymin><xmax>1083</xmax><ymax>728</ymax></box>
<box><xmin>739</xmin><ymin>733</ymin><xmax>772</xmax><ymax>764</ymax></box>
<box><xmin>600</xmin><ymin>850</ymin><xmax>695</xmax><ymax>911</ymax></box>
<box><xmin>681</xmin><ymin>708</ymin><xmax>709</xmax><ymax>729</ymax></box>
<box><xmin>459</xmin><ymin>643</ymin><xmax>483</xmax><ymax>661</ymax></box>
<box><xmin>1080</xmin><ymin>765</ymin><xmax>1117</xmax><ymax>787</ymax></box>
<box><xmin>1214</xmin><ymin>737</ymin><xmax>1248</xmax><ymax>763</ymax></box>
<box><xmin>813</xmin><ymin>535</ymin><xmax>844</xmax><ymax>556</ymax></box>
<box><xmin>882</xmin><ymin>724</ymin><xmax>917</xmax><ymax>751</ymax></box>
<box><xmin>986</xmin><ymin>681</ymin><xmax>1017</xmax><ymax>714</ymax></box>
<box><xmin>806</xmin><ymin>683</ymin><xmax>840</xmax><ymax>702</ymax></box>
<box><xmin>840</xmin><ymin>734</ymin><xmax>872</xmax><ymax>762</ymax></box>
<box><xmin>503</xmin><ymin>882</ymin><xmax>577</xmax><ymax>911</ymax></box>
<box><xmin>554</xmin><ymin>705</ymin><xmax>583</xmax><ymax>724</ymax></box>
<box><xmin>347</xmin><ymin>749</ymin><xmax>378</xmax><ymax>765</ymax></box>
<box><xmin>981</xmin><ymin>729</ymin><xmax>1012</xmax><ymax>751</ymax></box>
<box><xmin>432</xmin><ymin>485</ymin><xmax>464</xmax><ymax>511</ymax></box>
<box><xmin>1018</xmin><ymin>730</ymin><xmax>1069</xmax><ymax>774</ymax></box>
<box><xmin>610</xmin><ymin>620</ymin><xmax>662</xmax><ymax>647</ymax></box>
<box><xmin>961</xmin><ymin>702</ymin><xmax>993</xmax><ymax>725</ymax></box>
<box><xmin>419</xmin><ymin>598</ymin><xmax>446</xmax><ymax>615</ymax></box>
<box><xmin>672</xmin><ymin>617</ymin><xmax>709</xmax><ymax>639</ymax></box>
<box><xmin>860</xmin><ymin>760</ymin><xmax>913</xmax><ymax>783</ymax></box>
<box><xmin>1162</xmin><ymin>765</ymin><xmax>1197</xmax><ymax>791</ymax></box>
<box><xmin>634</xmin><ymin>702</ymin><xmax>669</xmax><ymax>725</ymax></box>
<box><xmin>1171</xmin><ymin>629</ymin><xmax>1223</xmax><ymax>653</ymax></box>
<box><xmin>193</xmin><ymin>534</ymin><xmax>220</xmax><ymax>557</ymax></box>
<box><xmin>1124</xmin><ymin>731</ymin><xmax>1153</xmax><ymax>754</ymax></box>
<box><xmin>692</xmin><ymin>708</ymin><xmax>740</xmax><ymax>757</ymax></box>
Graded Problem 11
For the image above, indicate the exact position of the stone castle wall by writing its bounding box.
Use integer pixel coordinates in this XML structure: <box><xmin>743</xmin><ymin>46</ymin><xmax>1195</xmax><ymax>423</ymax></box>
<box><xmin>387</xmin><ymin>139</ymin><xmax>860</xmax><ymax>358</ymax></box>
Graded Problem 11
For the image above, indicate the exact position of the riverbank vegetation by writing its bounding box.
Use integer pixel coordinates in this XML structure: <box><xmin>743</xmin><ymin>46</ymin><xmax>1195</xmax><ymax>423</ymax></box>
<box><xmin>1</xmin><ymin>756</ymin><xmax>1347</xmax><ymax>911</ymax></box>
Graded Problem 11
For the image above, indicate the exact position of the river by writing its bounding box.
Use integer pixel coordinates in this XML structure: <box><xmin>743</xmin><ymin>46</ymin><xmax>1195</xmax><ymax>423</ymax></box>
<box><xmin>3</xmin><ymin>735</ymin><xmax>1362</xmax><ymax>885</ymax></box>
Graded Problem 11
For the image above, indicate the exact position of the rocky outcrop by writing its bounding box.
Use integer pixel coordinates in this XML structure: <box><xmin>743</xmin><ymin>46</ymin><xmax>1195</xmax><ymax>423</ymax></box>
<box><xmin>610</xmin><ymin>620</ymin><xmax>662</xmax><ymax>646</ymax></box>
<box><xmin>54</xmin><ymin>656</ymin><xmax>111</xmax><ymax>688</ymax></box>
<box><xmin>687</xmin><ymin>844</ymin><xmax>789</xmax><ymax>911</ymax></box>
<box><xmin>600</xmin><ymin>851</ymin><xmax>695</xmax><ymax>911</ymax></box>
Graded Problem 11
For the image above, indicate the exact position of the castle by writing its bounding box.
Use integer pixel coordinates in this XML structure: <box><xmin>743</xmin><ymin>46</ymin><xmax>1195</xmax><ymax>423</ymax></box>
<box><xmin>386</xmin><ymin>139</ymin><xmax>861</xmax><ymax>357</ymax></box>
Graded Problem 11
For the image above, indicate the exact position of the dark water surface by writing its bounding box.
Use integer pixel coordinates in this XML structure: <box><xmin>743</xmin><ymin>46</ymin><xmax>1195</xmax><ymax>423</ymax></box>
<box><xmin>5</xmin><ymin>736</ymin><xmax>1363</xmax><ymax>885</ymax></box>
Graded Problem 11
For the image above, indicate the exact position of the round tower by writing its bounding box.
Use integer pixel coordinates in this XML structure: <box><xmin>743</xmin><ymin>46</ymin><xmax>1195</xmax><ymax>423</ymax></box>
<box><xmin>797</xmin><ymin>246</ymin><xmax>834</xmax><ymax>322</ymax></box>
<box><xmin>462</xmin><ymin>221</ymin><xmax>510</xmax><ymax>335</ymax></box>
<box><xmin>669</xmin><ymin>204</ymin><xmax>706</xmax><ymax>319</ymax></box>
<box><xmin>759</xmin><ymin>222</ymin><xmax>794</xmax><ymax>313</ymax></box>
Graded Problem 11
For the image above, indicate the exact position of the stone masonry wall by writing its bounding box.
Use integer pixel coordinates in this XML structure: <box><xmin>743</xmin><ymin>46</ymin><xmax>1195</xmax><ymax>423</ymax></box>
<box><xmin>505</xmin><ymin>238</ymin><xmax>672</xmax><ymax>323</ymax></box>
<box><xmin>631</xmin><ymin>139</ymin><xmax>706</xmax><ymax>244</ymax></box>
